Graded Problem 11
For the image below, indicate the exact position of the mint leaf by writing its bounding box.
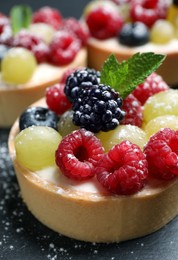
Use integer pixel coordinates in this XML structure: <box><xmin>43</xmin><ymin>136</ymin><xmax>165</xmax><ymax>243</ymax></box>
<box><xmin>100</xmin><ymin>52</ymin><xmax>166</xmax><ymax>99</ymax></box>
<box><xmin>10</xmin><ymin>5</ymin><xmax>32</xmax><ymax>35</ymax></box>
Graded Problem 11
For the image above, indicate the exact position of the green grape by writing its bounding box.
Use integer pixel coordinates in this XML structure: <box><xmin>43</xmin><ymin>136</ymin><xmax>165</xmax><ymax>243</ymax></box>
<box><xmin>15</xmin><ymin>126</ymin><xmax>62</xmax><ymax>171</ymax></box>
<box><xmin>96</xmin><ymin>124</ymin><xmax>148</xmax><ymax>152</ymax></box>
<box><xmin>2</xmin><ymin>47</ymin><xmax>37</xmax><ymax>84</ymax></box>
<box><xmin>29</xmin><ymin>23</ymin><xmax>55</xmax><ymax>44</ymax></box>
<box><xmin>144</xmin><ymin>115</ymin><xmax>178</xmax><ymax>138</ymax></box>
<box><xmin>83</xmin><ymin>0</ymin><xmax>117</xmax><ymax>17</ymax></box>
<box><xmin>150</xmin><ymin>19</ymin><xmax>174</xmax><ymax>44</ymax></box>
<box><xmin>143</xmin><ymin>89</ymin><xmax>178</xmax><ymax>124</ymax></box>
<box><xmin>58</xmin><ymin>110</ymin><xmax>79</xmax><ymax>137</ymax></box>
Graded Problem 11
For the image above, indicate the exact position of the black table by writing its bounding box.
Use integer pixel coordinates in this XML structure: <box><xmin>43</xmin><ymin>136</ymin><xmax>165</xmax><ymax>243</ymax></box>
<box><xmin>1</xmin><ymin>1</ymin><xmax>178</xmax><ymax>259</ymax></box>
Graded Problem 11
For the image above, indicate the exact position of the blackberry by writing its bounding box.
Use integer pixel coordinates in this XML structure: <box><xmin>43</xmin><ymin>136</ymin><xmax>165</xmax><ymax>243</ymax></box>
<box><xmin>64</xmin><ymin>68</ymin><xmax>100</xmax><ymax>102</ymax></box>
<box><xmin>72</xmin><ymin>84</ymin><xmax>125</xmax><ymax>133</ymax></box>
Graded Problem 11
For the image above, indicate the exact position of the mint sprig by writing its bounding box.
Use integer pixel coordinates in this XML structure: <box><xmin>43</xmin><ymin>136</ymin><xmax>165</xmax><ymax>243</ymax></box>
<box><xmin>100</xmin><ymin>52</ymin><xmax>166</xmax><ymax>99</ymax></box>
<box><xmin>10</xmin><ymin>5</ymin><xmax>32</xmax><ymax>35</ymax></box>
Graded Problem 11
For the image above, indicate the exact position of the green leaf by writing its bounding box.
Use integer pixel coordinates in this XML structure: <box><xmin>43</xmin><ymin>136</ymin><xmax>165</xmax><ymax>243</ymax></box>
<box><xmin>100</xmin><ymin>52</ymin><xmax>166</xmax><ymax>99</ymax></box>
<box><xmin>10</xmin><ymin>5</ymin><xmax>32</xmax><ymax>35</ymax></box>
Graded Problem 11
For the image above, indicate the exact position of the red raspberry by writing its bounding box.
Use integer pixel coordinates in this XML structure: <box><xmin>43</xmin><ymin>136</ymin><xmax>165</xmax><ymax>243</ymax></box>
<box><xmin>96</xmin><ymin>140</ymin><xmax>148</xmax><ymax>195</ymax></box>
<box><xmin>59</xmin><ymin>18</ymin><xmax>89</xmax><ymax>46</ymax></box>
<box><xmin>49</xmin><ymin>31</ymin><xmax>81</xmax><ymax>66</ymax></box>
<box><xmin>46</xmin><ymin>83</ymin><xmax>71</xmax><ymax>115</ymax></box>
<box><xmin>132</xmin><ymin>73</ymin><xmax>169</xmax><ymax>105</ymax></box>
<box><xmin>32</xmin><ymin>6</ymin><xmax>62</xmax><ymax>30</ymax></box>
<box><xmin>13</xmin><ymin>31</ymin><xmax>49</xmax><ymax>63</ymax></box>
<box><xmin>0</xmin><ymin>17</ymin><xmax>13</xmax><ymax>46</ymax></box>
<box><xmin>55</xmin><ymin>129</ymin><xmax>105</xmax><ymax>180</ymax></box>
<box><xmin>144</xmin><ymin>128</ymin><xmax>178</xmax><ymax>180</ymax></box>
<box><xmin>130</xmin><ymin>0</ymin><xmax>168</xmax><ymax>28</ymax></box>
<box><xmin>86</xmin><ymin>6</ymin><xmax>123</xmax><ymax>39</ymax></box>
<box><xmin>121</xmin><ymin>93</ymin><xmax>143</xmax><ymax>127</ymax></box>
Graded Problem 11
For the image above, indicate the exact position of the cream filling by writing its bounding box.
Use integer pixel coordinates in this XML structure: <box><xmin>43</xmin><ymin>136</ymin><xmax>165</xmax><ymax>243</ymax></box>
<box><xmin>36</xmin><ymin>166</ymin><xmax>106</xmax><ymax>194</ymax></box>
<box><xmin>89</xmin><ymin>37</ymin><xmax>178</xmax><ymax>54</ymax></box>
<box><xmin>35</xmin><ymin>165</ymin><xmax>172</xmax><ymax>197</ymax></box>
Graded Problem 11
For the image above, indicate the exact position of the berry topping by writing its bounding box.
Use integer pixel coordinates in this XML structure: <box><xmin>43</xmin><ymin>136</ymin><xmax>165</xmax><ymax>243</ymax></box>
<box><xmin>59</xmin><ymin>18</ymin><xmax>89</xmax><ymax>46</ymax></box>
<box><xmin>144</xmin><ymin>128</ymin><xmax>178</xmax><ymax>180</ymax></box>
<box><xmin>13</xmin><ymin>30</ymin><xmax>50</xmax><ymax>63</ymax></box>
<box><xmin>0</xmin><ymin>17</ymin><xmax>13</xmax><ymax>46</ymax></box>
<box><xmin>96</xmin><ymin>140</ymin><xmax>148</xmax><ymax>195</ymax></box>
<box><xmin>64</xmin><ymin>68</ymin><xmax>100</xmax><ymax>102</ymax></box>
<box><xmin>121</xmin><ymin>93</ymin><xmax>143</xmax><ymax>127</ymax></box>
<box><xmin>32</xmin><ymin>6</ymin><xmax>62</xmax><ymax>30</ymax></box>
<box><xmin>132</xmin><ymin>72</ymin><xmax>169</xmax><ymax>105</ymax></box>
<box><xmin>130</xmin><ymin>0</ymin><xmax>168</xmax><ymax>28</ymax></box>
<box><xmin>118</xmin><ymin>22</ymin><xmax>149</xmax><ymax>47</ymax></box>
<box><xmin>49</xmin><ymin>31</ymin><xmax>81</xmax><ymax>66</ymax></box>
<box><xmin>46</xmin><ymin>84</ymin><xmax>72</xmax><ymax>115</ymax></box>
<box><xmin>72</xmin><ymin>84</ymin><xmax>125</xmax><ymax>133</ymax></box>
<box><xmin>19</xmin><ymin>106</ymin><xmax>59</xmax><ymax>131</ymax></box>
<box><xmin>86</xmin><ymin>6</ymin><xmax>123</xmax><ymax>39</ymax></box>
<box><xmin>60</xmin><ymin>68</ymin><xmax>79</xmax><ymax>84</ymax></box>
<box><xmin>55</xmin><ymin>129</ymin><xmax>104</xmax><ymax>180</ymax></box>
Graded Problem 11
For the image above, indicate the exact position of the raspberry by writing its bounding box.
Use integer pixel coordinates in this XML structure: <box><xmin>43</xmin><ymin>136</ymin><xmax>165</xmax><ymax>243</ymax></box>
<box><xmin>144</xmin><ymin>128</ymin><xmax>178</xmax><ymax>180</ymax></box>
<box><xmin>130</xmin><ymin>0</ymin><xmax>168</xmax><ymax>28</ymax></box>
<box><xmin>132</xmin><ymin>73</ymin><xmax>169</xmax><ymax>105</ymax></box>
<box><xmin>96</xmin><ymin>140</ymin><xmax>148</xmax><ymax>195</ymax></box>
<box><xmin>0</xmin><ymin>17</ymin><xmax>13</xmax><ymax>46</ymax></box>
<box><xmin>121</xmin><ymin>94</ymin><xmax>143</xmax><ymax>127</ymax></box>
<box><xmin>64</xmin><ymin>68</ymin><xmax>100</xmax><ymax>102</ymax></box>
<box><xmin>55</xmin><ymin>129</ymin><xmax>104</xmax><ymax>180</ymax></box>
<box><xmin>49</xmin><ymin>31</ymin><xmax>81</xmax><ymax>66</ymax></box>
<box><xmin>59</xmin><ymin>18</ymin><xmax>89</xmax><ymax>46</ymax></box>
<box><xmin>46</xmin><ymin>83</ymin><xmax>72</xmax><ymax>115</ymax></box>
<box><xmin>72</xmin><ymin>84</ymin><xmax>125</xmax><ymax>133</ymax></box>
<box><xmin>32</xmin><ymin>6</ymin><xmax>62</xmax><ymax>30</ymax></box>
<box><xmin>86</xmin><ymin>6</ymin><xmax>123</xmax><ymax>39</ymax></box>
<box><xmin>13</xmin><ymin>31</ymin><xmax>49</xmax><ymax>63</ymax></box>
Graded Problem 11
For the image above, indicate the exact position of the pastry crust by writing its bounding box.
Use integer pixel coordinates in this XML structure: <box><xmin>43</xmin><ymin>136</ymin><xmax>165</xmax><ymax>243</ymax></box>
<box><xmin>87</xmin><ymin>38</ymin><xmax>178</xmax><ymax>86</ymax></box>
<box><xmin>8</xmin><ymin>98</ymin><xmax>178</xmax><ymax>243</ymax></box>
<box><xmin>0</xmin><ymin>48</ymin><xmax>87</xmax><ymax>128</ymax></box>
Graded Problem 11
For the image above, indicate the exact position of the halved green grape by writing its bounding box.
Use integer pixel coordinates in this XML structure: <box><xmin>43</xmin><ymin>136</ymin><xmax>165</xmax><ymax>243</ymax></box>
<box><xmin>143</xmin><ymin>89</ymin><xmax>178</xmax><ymax>124</ymax></box>
<box><xmin>150</xmin><ymin>19</ymin><xmax>174</xmax><ymax>44</ymax></box>
<box><xmin>29</xmin><ymin>23</ymin><xmax>55</xmax><ymax>44</ymax></box>
<box><xmin>144</xmin><ymin>115</ymin><xmax>178</xmax><ymax>138</ymax></box>
<box><xmin>15</xmin><ymin>126</ymin><xmax>62</xmax><ymax>171</ymax></box>
<box><xmin>2</xmin><ymin>47</ymin><xmax>37</xmax><ymax>84</ymax></box>
<box><xmin>96</xmin><ymin>124</ymin><xmax>148</xmax><ymax>151</ymax></box>
<box><xmin>83</xmin><ymin>0</ymin><xmax>118</xmax><ymax>17</ymax></box>
<box><xmin>58</xmin><ymin>110</ymin><xmax>79</xmax><ymax>137</ymax></box>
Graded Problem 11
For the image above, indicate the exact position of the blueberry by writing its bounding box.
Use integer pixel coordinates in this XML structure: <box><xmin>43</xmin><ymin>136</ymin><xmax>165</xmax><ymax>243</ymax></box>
<box><xmin>118</xmin><ymin>22</ymin><xmax>149</xmax><ymax>47</ymax></box>
<box><xmin>0</xmin><ymin>44</ymin><xmax>10</xmax><ymax>70</ymax></box>
<box><xmin>19</xmin><ymin>107</ymin><xmax>59</xmax><ymax>131</ymax></box>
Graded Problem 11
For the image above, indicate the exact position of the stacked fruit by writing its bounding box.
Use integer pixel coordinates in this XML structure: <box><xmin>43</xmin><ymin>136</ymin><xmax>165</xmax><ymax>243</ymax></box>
<box><xmin>0</xmin><ymin>5</ymin><xmax>88</xmax><ymax>84</ymax></box>
<box><xmin>83</xmin><ymin>0</ymin><xmax>177</xmax><ymax>46</ymax></box>
<box><xmin>14</xmin><ymin>52</ymin><xmax>178</xmax><ymax>196</ymax></box>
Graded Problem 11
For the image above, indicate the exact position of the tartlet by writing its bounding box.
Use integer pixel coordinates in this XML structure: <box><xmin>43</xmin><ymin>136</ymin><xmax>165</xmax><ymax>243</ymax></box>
<box><xmin>84</xmin><ymin>0</ymin><xmax>178</xmax><ymax>86</ymax></box>
<box><xmin>0</xmin><ymin>49</ymin><xmax>86</xmax><ymax>128</ymax></box>
<box><xmin>8</xmin><ymin>96</ymin><xmax>178</xmax><ymax>243</ymax></box>
<box><xmin>0</xmin><ymin>6</ymin><xmax>87</xmax><ymax>127</ymax></box>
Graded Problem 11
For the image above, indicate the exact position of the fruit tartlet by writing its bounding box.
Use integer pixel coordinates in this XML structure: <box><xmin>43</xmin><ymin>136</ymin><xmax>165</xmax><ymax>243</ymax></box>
<box><xmin>0</xmin><ymin>5</ymin><xmax>88</xmax><ymax>127</ymax></box>
<box><xmin>83</xmin><ymin>0</ymin><xmax>178</xmax><ymax>86</ymax></box>
<box><xmin>8</xmin><ymin>52</ymin><xmax>178</xmax><ymax>243</ymax></box>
